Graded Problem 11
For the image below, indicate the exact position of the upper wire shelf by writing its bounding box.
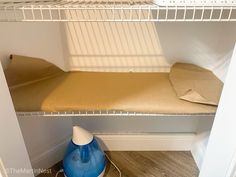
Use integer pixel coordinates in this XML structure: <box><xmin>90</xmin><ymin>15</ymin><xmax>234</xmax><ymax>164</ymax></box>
<box><xmin>0</xmin><ymin>0</ymin><xmax>236</xmax><ymax>22</ymax></box>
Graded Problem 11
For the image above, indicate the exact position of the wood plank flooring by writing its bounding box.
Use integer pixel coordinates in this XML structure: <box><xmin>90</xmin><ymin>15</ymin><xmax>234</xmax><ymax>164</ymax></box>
<box><xmin>37</xmin><ymin>151</ymin><xmax>199</xmax><ymax>177</ymax></box>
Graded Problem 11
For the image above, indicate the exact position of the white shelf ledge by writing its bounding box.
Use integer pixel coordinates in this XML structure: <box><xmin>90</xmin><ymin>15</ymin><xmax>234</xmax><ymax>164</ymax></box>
<box><xmin>0</xmin><ymin>0</ymin><xmax>236</xmax><ymax>22</ymax></box>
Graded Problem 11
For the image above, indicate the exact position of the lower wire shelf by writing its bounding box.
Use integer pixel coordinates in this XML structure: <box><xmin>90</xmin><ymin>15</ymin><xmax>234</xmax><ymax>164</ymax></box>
<box><xmin>16</xmin><ymin>110</ymin><xmax>215</xmax><ymax>117</ymax></box>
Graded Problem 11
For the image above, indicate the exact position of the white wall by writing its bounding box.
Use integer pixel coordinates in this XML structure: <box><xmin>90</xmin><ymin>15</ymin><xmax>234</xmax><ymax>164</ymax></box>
<box><xmin>0</xmin><ymin>22</ymin><xmax>72</xmax><ymax>172</ymax></box>
<box><xmin>0</xmin><ymin>22</ymin><xmax>65</xmax><ymax>70</ymax></box>
<box><xmin>191</xmin><ymin>117</ymin><xmax>214</xmax><ymax>169</ymax></box>
<box><xmin>18</xmin><ymin>117</ymin><xmax>72</xmax><ymax>171</ymax></box>
<box><xmin>60</xmin><ymin>22</ymin><xmax>169</xmax><ymax>72</ymax></box>
<box><xmin>72</xmin><ymin>116</ymin><xmax>201</xmax><ymax>133</ymax></box>
<box><xmin>200</xmin><ymin>44</ymin><xmax>236</xmax><ymax>177</ymax></box>
<box><xmin>213</xmin><ymin>23</ymin><xmax>236</xmax><ymax>81</ymax></box>
<box><xmin>61</xmin><ymin>21</ymin><xmax>236</xmax><ymax>81</ymax></box>
<box><xmin>155</xmin><ymin>22</ymin><xmax>236</xmax><ymax>81</ymax></box>
<box><xmin>0</xmin><ymin>64</ymin><xmax>33</xmax><ymax>177</ymax></box>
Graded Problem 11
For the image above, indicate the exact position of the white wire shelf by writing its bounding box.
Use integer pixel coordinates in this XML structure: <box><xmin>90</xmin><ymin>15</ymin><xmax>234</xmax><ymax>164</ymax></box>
<box><xmin>0</xmin><ymin>0</ymin><xmax>236</xmax><ymax>22</ymax></box>
<box><xmin>16</xmin><ymin>110</ymin><xmax>215</xmax><ymax>117</ymax></box>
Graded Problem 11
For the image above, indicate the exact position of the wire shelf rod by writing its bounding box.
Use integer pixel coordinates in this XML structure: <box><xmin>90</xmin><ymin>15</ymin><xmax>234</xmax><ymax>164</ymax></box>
<box><xmin>0</xmin><ymin>1</ymin><xmax>236</xmax><ymax>22</ymax></box>
<box><xmin>16</xmin><ymin>111</ymin><xmax>215</xmax><ymax>117</ymax></box>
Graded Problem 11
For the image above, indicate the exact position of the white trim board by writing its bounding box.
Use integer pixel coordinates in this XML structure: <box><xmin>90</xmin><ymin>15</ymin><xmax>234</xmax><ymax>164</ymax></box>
<box><xmin>191</xmin><ymin>142</ymin><xmax>206</xmax><ymax>169</ymax></box>
<box><xmin>31</xmin><ymin>137</ymin><xmax>70</xmax><ymax>176</ymax></box>
<box><xmin>96</xmin><ymin>133</ymin><xmax>195</xmax><ymax>151</ymax></box>
<box><xmin>30</xmin><ymin>133</ymin><xmax>195</xmax><ymax>173</ymax></box>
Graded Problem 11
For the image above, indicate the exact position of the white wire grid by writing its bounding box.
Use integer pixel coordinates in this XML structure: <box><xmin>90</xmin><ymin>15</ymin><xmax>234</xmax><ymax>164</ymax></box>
<box><xmin>16</xmin><ymin>111</ymin><xmax>215</xmax><ymax>117</ymax></box>
<box><xmin>0</xmin><ymin>0</ymin><xmax>236</xmax><ymax>22</ymax></box>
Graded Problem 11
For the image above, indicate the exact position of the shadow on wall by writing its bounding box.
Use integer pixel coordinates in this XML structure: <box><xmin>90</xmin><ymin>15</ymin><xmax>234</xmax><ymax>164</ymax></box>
<box><xmin>60</xmin><ymin>10</ymin><xmax>170</xmax><ymax>72</ymax></box>
<box><xmin>155</xmin><ymin>22</ymin><xmax>236</xmax><ymax>81</ymax></box>
<box><xmin>60</xmin><ymin>11</ymin><xmax>235</xmax><ymax>80</ymax></box>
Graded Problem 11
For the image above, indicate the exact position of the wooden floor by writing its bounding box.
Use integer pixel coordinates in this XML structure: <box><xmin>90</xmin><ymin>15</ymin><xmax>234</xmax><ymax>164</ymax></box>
<box><xmin>37</xmin><ymin>151</ymin><xmax>199</xmax><ymax>177</ymax></box>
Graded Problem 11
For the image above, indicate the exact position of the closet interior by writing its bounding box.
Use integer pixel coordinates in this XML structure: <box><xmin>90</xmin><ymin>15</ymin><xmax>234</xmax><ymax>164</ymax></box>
<box><xmin>0</xmin><ymin>0</ymin><xmax>236</xmax><ymax>175</ymax></box>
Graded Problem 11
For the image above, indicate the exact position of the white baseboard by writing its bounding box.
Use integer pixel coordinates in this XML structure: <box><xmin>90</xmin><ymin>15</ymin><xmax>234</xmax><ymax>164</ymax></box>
<box><xmin>96</xmin><ymin>133</ymin><xmax>195</xmax><ymax>151</ymax></box>
<box><xmin>191</xmin><ymin>144</ymin><xmax>205</xmax><ymax>169</ymax></box>
<box><xmin>30</xmin><ymin>133</ymin><xmax>195</xmax><ymax>173</ymax></box>
<box><xmin>31</xmin><ymin>137</ymin><xmax>70</xmax><ymax>176</ymax></box>
<box><xmin>191</xmin><ymin>131</ymin><xmax>211</xmax><ymax>169</ymax></box>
